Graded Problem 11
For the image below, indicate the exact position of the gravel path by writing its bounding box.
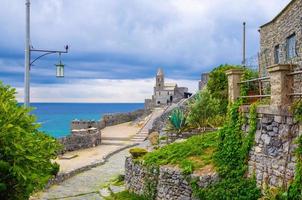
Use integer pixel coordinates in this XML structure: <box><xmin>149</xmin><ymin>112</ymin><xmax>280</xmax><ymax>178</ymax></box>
<box><xmin>34</xmin><ymin>148</ymin><xmax>131</xmax><ymax>200</ymax></box>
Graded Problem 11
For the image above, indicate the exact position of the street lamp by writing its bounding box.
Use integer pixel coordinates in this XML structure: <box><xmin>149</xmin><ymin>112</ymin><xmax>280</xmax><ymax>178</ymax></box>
<box><xmin>56</xmin><ymin>54</ymin><xmax>65</xmax><ymax>78</ymax></box>
<box><xmin>24</xmin><ymin>0</ymin><xmax>69</xmax><ymax>107</ymax></box>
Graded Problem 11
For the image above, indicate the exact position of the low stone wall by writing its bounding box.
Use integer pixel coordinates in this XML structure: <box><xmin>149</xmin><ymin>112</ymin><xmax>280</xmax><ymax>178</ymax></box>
<box><xmin>60</xmin><ymin>109</ymin><xmax>147</xmax><ymax>153</ymax></box>
<box><xmin>242</xmin><ymin>105</ymin><xmax>300</xmax><ymax>188</ymax></box>
<box><xmin>59</xmin><ymin>128</ymin><xmax>101</xmax><ymax>153</ymax></box>
<box><xmin>125</xmin><ymin>157</ymin><xmax>218</xmax><ymax>200</ymax></box>
<box><xmin>71</xmin><ymin>109</ymin><xmax>147</xmax><ymax>130</ymax></box>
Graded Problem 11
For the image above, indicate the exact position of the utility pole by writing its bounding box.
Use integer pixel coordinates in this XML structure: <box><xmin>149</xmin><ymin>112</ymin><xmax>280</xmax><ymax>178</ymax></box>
<box><xmin>242</xmin><ymin>22</ymin><xmax>246</xmax><ymax>67</ymax></box>
<box><xmin>24</xmin><ymin>0</ymin><xmax>30</xmax><ymax>107</ymax></box>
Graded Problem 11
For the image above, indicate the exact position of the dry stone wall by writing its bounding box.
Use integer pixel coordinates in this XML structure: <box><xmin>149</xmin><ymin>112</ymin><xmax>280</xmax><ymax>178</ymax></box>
<box><xmin>59</xmin><ymin>109</ymin><xmax>147</xmax><ymax>152</ymax></box>
<box><xmin>125</xmin><ymin>157</ymin><xmax>218</xmax><ymax>200</ymax></box>
<box><xmin>58</xmin><ymin>128</ymin><xmax>101</xmax><ymax>153</ymax></box>
<box><xmin>242</xmin><ymin>105</ymin><xmax>300</xmax><ymax>188</ymax></box>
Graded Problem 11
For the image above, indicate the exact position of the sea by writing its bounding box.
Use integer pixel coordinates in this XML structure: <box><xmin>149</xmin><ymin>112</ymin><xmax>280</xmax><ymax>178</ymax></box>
<box><xmin>28</xmin><ymin>103</ymin><xmax>144</xmax><ymax>138</ymax></box>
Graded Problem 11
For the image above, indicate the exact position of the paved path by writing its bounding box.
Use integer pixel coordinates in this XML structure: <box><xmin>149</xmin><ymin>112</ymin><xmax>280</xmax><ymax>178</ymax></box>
<box><xmin>34</xmin><ymin>148</ymin><xmax>131</xmax><ymax>200</ymax></box>
<box><xmin>56</xmin><ymin>122</ymin><xmax>140</xmax><ymax>173</ymax></box>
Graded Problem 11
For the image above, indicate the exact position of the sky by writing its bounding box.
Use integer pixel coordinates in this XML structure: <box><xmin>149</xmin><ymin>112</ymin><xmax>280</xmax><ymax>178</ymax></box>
<box><xmin>0</xmin><ymin>0</ymin><xmax>291</xmax><ymax>103</ymax></box>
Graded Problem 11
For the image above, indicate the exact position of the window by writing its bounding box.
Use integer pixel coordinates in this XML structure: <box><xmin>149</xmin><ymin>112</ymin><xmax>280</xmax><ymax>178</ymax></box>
<box><xmin>274</xmin><ymin>45</ymin><xmax>280</xmax><ymax>64</ymax></box>
<box><xmin>286</xmin><ymin>33</ymin><xmax>296</xmax><ymax>60</ymax></box>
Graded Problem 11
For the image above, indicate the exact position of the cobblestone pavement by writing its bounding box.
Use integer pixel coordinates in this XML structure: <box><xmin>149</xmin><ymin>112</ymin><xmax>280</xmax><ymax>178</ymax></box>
<box><xmin>34</xmin><ymin>148</ymin><xmax>131</xmax><ymax>200</ymax></box>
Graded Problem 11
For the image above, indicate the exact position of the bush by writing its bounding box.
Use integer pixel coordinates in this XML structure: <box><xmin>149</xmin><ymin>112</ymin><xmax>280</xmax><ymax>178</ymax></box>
<box><xmin>187</xmin><ymin>89</ymin><xmax>222</xmax><ymax>129</ymax></box>
<box><xmin>0</xmin><ymin>82</ymin><xmax>61</xmax><ymax>200</ymax></box>
<box><xmin>207</xmin><ymin>64</ymin><xmax>241</xmax><ymax>114</ymax></box>
<box><xmin>129</xmin><ymin>148</ymin><xmax>148</xmax><ymax>159</ymax></box>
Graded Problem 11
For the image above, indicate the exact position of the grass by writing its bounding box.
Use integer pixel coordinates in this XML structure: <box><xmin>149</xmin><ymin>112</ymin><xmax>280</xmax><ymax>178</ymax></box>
<box><xmin>142</xmin><ymin>131</ymin><xmax>218</xmax><ymax>174</ymax></box>
<box><xmin>105</xmin><ymin>191</ymin><xmax>145</xmax><ymax>200</ymax></box>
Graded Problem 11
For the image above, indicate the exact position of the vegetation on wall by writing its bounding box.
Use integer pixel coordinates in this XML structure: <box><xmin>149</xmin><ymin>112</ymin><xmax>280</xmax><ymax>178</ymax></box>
<box><xmin>0</xmin><ymin>82</ymin><xmax>61</xmax><ymax>200</ymax></box>
<box><xmin>143</xmin><ymin>131</ymin><xmax>218</xmax><ymax>175</ymax></box>
<box><xmin>286</xmin><ymin>100</ymin><xmax>302</xmax><ymax>200</ymax></box>
<box><xmin>191</xmin><ymin>101</ymin><xmax>261</xmax><ymax>200</ymax></box>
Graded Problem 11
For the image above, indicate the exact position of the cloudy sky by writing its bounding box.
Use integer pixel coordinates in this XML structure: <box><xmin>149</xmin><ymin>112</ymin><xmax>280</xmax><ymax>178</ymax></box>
<box><xmin>0</xmin><ymin>0</ymin><xmax>290</xmax><ymax>102</ymax></box>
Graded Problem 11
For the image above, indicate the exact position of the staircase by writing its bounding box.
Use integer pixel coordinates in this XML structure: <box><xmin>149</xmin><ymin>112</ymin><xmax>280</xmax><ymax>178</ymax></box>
<box><xmin>130</xmin><ymin>108</ymin><xmax>166</xmax><ymax>143</ymax></box>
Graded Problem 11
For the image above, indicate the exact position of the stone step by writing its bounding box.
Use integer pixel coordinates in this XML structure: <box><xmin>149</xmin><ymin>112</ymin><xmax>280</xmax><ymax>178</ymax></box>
<box><xmin>101</xmin><ymin>140</ymin><xmax>127</xmax><ymax>146</ymax></box>
<box><xmin>102</xmin><ymin>137</ymin><xmax>130</xmax><ymax>141</ymax></box>
<box><xmin>101</xmin><ymin>142</ymin><xmax>125</xmax><ymax>146</ymax></box>
<box><xmin>131</xmin><ymin>138</ymin><xmax>146</xmax><ymax>142</ymax></box>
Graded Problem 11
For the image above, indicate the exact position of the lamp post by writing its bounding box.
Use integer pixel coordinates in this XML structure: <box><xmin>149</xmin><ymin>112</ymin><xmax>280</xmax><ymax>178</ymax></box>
<box><xmin>24</xmin><ymin>0</ymin><xmax>68</xmax><ymax>107</ymax></box>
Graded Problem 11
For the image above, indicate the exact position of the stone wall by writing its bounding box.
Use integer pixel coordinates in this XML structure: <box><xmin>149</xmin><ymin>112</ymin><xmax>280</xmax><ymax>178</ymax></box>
<box><xmin>242</xmin><ymin>105</ymin><xmax>300</xmax><ymax>188</ymax></box>
<box><xmin>60</xmin><ymin>109</ymin><xmax>147</xmax><ymax>152</ymax></box>
<box><xmin>259</xmin><ymin>0</ymin><xmax>302</xmax><ymax>87</ymax></box>
<box><xmin>71</xmin><ymin>109</ymin><xmax>146</xmax><ymax>130</ymax></box>
<box><xmin>125</xmin><ymin>157</ymin><xmax>218</xmax><ymax>200</ymax></box>
<box><xmin>59</xmin><ymin>128</ymin><xmax>101</xmax><ymax>153</ymax></box>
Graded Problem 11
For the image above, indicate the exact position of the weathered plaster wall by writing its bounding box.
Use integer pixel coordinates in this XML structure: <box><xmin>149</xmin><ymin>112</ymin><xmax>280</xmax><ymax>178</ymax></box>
<box><xmin>242</xmin><ymin>105</ymin><xmax>300</xmax><ymax>188</ymax></box>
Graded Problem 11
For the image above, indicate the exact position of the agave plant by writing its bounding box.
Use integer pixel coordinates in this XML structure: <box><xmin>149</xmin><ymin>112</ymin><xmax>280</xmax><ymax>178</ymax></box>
<box><xmin>166</xmin><ymin>108</ymin><xmax>188</xmax><ymax>135</ymax></box>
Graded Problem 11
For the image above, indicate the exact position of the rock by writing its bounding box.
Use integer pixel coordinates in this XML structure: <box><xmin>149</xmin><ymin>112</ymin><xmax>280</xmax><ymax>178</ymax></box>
<box><xmin>274</xmin><ymin>116</ymin><xmax>282</xmax><ymax>123</ymax></box>
<box><xmin>261</xmin><ymin>134</ymin><xmax>271</xmax><ymax>145</ymax></box>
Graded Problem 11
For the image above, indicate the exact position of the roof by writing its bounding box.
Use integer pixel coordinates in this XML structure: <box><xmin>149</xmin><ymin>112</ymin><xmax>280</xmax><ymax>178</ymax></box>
<box><xmin>157</xmin><ymin>68</ymin><xmax>164</xmax><ymax>76</ymax></box>
<box><xmin>164</xmin><ymin>83</ymin><xmax>177</xmax><ymax>90</ymax></box>
<box><xmin>164</xmin><ymin>83</ymin><xmax>177</xmax><ymax>87</ymax></box>
<box><xmin>260</xmin><ymin>0</ymin><xmax>297</xmax><ymax>28</ymax></box>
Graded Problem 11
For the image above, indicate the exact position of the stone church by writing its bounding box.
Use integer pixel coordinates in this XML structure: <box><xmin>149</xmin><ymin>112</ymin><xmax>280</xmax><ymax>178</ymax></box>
<box><xmin>145</xmin><ymin>68</ymin><xmax>188</xmax><ymax>109</ymax></box>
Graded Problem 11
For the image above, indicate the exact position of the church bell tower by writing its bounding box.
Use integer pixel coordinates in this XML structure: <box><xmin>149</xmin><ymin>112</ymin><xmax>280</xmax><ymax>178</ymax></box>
<box><xmin>156</xmin><ymin>68</ymin><xmax>164</xmax><ymax>90</ymax></box>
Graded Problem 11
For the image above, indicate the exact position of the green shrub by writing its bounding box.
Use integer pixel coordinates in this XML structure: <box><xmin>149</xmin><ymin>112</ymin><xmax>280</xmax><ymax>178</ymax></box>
<box><xmin>240</xmin><ymin>68</ymin><xmax>259</xmax><ymax>97</ymax></box>
<box><xmin>0</xmin><ymin>82</ymin><xmax>61</xmax><ymax>200</ymax></box>
<box><xmin>207</xmin><ymin>64</ymin><xmax>242</xmax><ymax>114</ymax></box>
<box><xmin>129</xmin><ymin>148</ymin><xmax>148</xmax><ymax>159</ymax></box>
<box><xmin>187</xmin><ymin>89</ymin><xmax>222</xmax><ymax>129</ymax></box>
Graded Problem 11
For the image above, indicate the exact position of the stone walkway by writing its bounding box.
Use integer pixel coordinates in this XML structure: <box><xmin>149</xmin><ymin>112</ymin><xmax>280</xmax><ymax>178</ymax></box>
<box><xmin>33</xmin><ymin>148</ymin><xmax>131</xmax><ymax>200</ymax></box>
<box><xmin>56</xmin><ymin>122</ymin><xmax>140</xmax><ymax>173</ymax></box>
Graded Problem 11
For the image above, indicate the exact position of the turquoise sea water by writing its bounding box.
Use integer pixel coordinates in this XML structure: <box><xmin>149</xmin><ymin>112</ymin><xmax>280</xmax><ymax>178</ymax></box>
<box><xmin>30</xmin><ymin>103</ymin><xmax>144</xmax><ymax>138</ymax></box>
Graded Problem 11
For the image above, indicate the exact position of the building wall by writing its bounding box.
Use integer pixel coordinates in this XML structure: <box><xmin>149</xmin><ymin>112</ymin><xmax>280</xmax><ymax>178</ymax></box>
<box><xmin>199</xmin><ymin>73</ymin><xmax>209</xmax><ymax>90</ymax></box>
<box><xmin>259</xmin><ymin>0</ymin><xmax>302</xmax><ymax>93</ymax></box>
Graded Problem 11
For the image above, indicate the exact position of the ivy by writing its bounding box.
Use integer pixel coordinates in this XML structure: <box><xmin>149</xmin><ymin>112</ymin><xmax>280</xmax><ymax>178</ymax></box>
<box><xmin>286</xmin><ymin>100</ymin><xmax>302</xmax><ymax>199</ymax></box>
<box><xmin>191</xmin><ymin>101</ymin><xmax>261</xmax><ymax>200</ymax></box>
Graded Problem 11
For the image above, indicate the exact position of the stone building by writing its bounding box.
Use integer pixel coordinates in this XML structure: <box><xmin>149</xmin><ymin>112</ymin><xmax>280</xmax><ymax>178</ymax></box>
<box><xmin>145</xmin><ymin>68</ymin><xmax>188</xmax><ymax>108</ymax></box>
<box><xmin>198</xmin><ymin>72</ymin><xmax>209</xmax><ymax>90</ymax></box>
<box><xmin>259</xmin><ymin>0</ymin><xmax>302</xmax><ymax>80</ymax></box>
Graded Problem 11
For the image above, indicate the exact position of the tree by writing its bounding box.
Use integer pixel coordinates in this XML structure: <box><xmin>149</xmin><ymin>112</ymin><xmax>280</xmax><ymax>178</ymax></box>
<box><xmin>187</xmin><ymin>89</ymin><xmax>221</xmax><ymax>129</ymax></box>
<box><xmin>0</xmin><ymin>82</ymin><xmax>61</xmax><ymax>200</ymax></box>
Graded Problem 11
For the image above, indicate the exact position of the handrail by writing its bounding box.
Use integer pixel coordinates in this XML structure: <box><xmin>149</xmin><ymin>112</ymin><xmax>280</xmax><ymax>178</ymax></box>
<box><xmin>240</xmin><ymin>95</ymin><xmax>271</xmax><ymax>98</ymax></box>
<box><xmin>287</xmin><ymin>71</ymin><xmax>302</xmax><ymax>76</ymax></box>
<box><xmin>288</xmin><ymin>93</ymin><xmax>302</xmax><ymax>96</ymax></box>
<box><xmin>238</xmin><ymin>76</ymin><xmax>270</xmax><ymax>84</ymax></box>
